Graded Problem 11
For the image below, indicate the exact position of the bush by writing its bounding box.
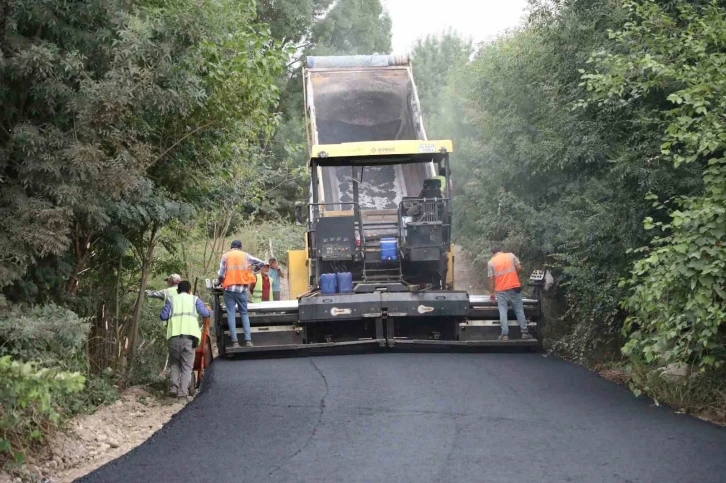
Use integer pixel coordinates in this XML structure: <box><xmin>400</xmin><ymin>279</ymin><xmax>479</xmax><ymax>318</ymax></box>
<box><xmin>581</xmin><ymin>1</ymin><xmax>726</xmax><ymax>371</ymax></box>
<box><xmin>0</xmin><ymin>304</ymin><xmax>119</xmax><ymax>416</ymax></box>
<box><xmin>127</xmin><ymin>303</ymin><xmax>169</xmax><ymax>386</ymax></box>
<box><xmin>0</xmin><ymin>356</ymin><xmax>85</xmax><ymax>464</ymax></box>
<box><xmin>0</xmin><ymin>304</ymin><xmax>89</xmax><ymax>371</ymax></box>
<box><xmin>56</xmin><ymin>369</ymin><xmax>119</xmax><ymax>415</ymax></box>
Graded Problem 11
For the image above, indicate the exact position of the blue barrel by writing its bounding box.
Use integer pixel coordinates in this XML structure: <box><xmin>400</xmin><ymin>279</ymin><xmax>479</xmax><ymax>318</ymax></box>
<box><xmin>336</xmin><ymin>272</ymin><xmax>353</xmax><ymax>293</ymax></box>
<box><xmin>320</xmin><ymin>273</ymin><xmax>337</xmax><ymax>294</ymax></box>
<box><xmin>380</xmin><ymin>238</ymin><xmax>398</xmax><ymax>261</ymax></box>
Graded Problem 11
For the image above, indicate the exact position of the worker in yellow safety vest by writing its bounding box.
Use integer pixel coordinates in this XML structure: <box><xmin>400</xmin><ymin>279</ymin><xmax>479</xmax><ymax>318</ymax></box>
<box><xmin>217</xmin><ymin>240</ymin><xmax>265</xmax><ymax>348</ymax></box>
<box><xmin>488</xmin><ymin>247</ymin><xmax>532</xmax><ymax>342</ymax></box>
<box><xmin>160</xmin><ymin>280</ymin><xmax>210</xmax><ymax>398</ymax></box>
<box><xmin>146</xmin><ymin>273</ymin><xmax>181</xmax><ymax>302</ymax></box>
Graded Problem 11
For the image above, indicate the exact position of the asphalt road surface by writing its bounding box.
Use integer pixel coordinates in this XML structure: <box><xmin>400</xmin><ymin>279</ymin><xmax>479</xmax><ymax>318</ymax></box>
<box><xmin>80</xmin><ymin>353</ymin><xmax>726</xmax><ymax>483</ymax></box>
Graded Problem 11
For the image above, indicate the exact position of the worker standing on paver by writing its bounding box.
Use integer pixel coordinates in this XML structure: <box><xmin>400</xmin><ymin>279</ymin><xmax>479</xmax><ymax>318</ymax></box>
<box><xmin>160</xmin><ymin>280</ymin><xmax>210</xmax><ymax>398</ymax></box>
<box><xmin>488</xmin><ymin>247</ymin><xmax>532</xmax><ymax>341</ymax></box>
<box><xmin>250</xmin><ymin>262</ymin><xmax>272</xmax><ymax>303</ymax></box>
<box><xmin>218</xmin><ymin>240</ymin><xmax>264</xmax><ymax>348</ymax></box>
<box><xmin>267</xmin><ymin>258</ymin><xmax>285</xmax><ymax>301</ymax></box>
<box><xmin>146</xmin><ymin>274</ymin><xmax>181</xmax><ymax>302</ymax></box>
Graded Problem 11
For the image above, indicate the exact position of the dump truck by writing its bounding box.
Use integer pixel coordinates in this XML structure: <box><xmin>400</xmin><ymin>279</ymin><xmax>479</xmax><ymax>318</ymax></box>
<box><xmin>207</xmin><ymin>55</ymin><xmax>545</xmax><ymax>356</ymax></box>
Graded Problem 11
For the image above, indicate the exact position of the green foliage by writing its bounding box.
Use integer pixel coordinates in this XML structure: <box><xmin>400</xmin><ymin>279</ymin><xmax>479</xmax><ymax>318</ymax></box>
<box><xmin>0</xmin><ymin>304</ymin><xmax>89</xmax><ymax>371</ymax></box>
<box><xmin>127</xmin><ymin>303</ymin><xmax>168</xmax><ymax>386</ymax></box>
<box><xmin>421</xmin><ymin>0</ymin><xmax>706</xmax><ymax>363</ymax></box>
<box><xmin>0</xmin><ymin>303</ymin><xmax>119</xmax><ymax>414</ymax></box>
<box><xmin>310</xmin><ymin>0</ymin><xmax>392</xmax><ymax>55</ymax></box>
<box><xmin>1</xmin><ymin>0</ymin><xmax>286</xmax><ymax>293</ymax></box>
<box><xmin>581</xmin><ymin>1</ymin><xmax>726</xmax><ymax>369</ymax></box>
<box><xmin>0</xmin><ymin>356</ymin><xmax>85</xmax><ymax>463</ymax></box>
<box><xmin>411</xmin><ymin>30</ymin><xmax>473</xmax><ymax>139</ymax></box>
<box><xmin>57</xmin><ymin>369</ymin><xmax>118</xmax><ymax>414</ymax></box>
<box><xmin>257</xmin><ymin>0</ymin><xmax>334</xmax><ymax>45</ymax></box>
<box><xmin>1</xmin><ymin>0</ymin><xmax>292</xmax><ymax>392</ymax></box>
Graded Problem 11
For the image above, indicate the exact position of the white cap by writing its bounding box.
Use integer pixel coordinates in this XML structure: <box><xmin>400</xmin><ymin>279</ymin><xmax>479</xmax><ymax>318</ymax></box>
<box><xmin>166</xmin><ymin>274</ymin><xmax>181</xmax><ymax>283</ymax></box>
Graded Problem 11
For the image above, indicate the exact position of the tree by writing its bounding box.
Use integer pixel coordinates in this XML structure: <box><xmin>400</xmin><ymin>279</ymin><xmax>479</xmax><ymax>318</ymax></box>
<box><xmin>1</xmin><ymin>0</ymin><xmax>142</xmax><ymax>291</ymax></box>
<box><xmin>105</xmin><ymin>183</ymin><xmax>195</xmax><ymax>372</ymax></box>
<box><xmin>257</xmin><ymin>0</ymin><xmax>334</xmax><ymax>46</ymax></box>
<box><xmin>1</xmin><ymin>0</ymin><xmax>289</xmax><ymax>385</ymax></box>
<box><xmin>310</xmin><ymin>0</ymin><xmax>392</xmax><ymax>55</ymax></box>
<box><xmin>0</xmin><ymin>0</ymin><xmax>286</xmax><ymax>298</ymax></box>
<box><xmin>411</xmin><ymin>30</ymin><xmax>473</xmax><ymax>138</ymax></box>
<box><xmin>434</xmin><ymin>0</ymin><xmax>704</xmax><ymax>362</ymax></box>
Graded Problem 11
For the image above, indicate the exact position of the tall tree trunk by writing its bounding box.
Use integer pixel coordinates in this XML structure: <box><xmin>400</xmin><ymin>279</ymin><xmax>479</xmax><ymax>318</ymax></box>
<box><xmin>126</xmin><ymin>224</ymin><xmax>159</xmax><ymax>377</ymax></box>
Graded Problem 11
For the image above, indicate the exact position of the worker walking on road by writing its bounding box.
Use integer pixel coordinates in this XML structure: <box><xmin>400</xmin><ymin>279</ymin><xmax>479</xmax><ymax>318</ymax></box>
<box><xmin>268</xmin><ymin>258</ymin><xmax>285</xmax><ymax>301</ymax></box>
<box><xmin>218</xmin><ymin>240</ymin><xmax>264</xmax><ymax>348</ymax></box>
<box><xmin>160</xmin><ymin>280</ymin><xmax>210</xmax><ymax>398</ymax></box>
<box><xmin>488</xmin><ymin>247</ymin><xmax>532</xmax><ymax>341</ymax></box>
<box><xmin>146</xmin><ymin>273</ymin><xmax>181</xmax><ymax>301</ymax></box>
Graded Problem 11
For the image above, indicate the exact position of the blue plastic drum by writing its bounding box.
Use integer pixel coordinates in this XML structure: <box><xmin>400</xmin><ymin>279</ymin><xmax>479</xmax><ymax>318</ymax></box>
<box><xmin>320</xmin><ymin>273</ymin><xmax>337</xmax><ymax>294</ymax></box>
<box><xmin>336</xmin><ymin>272</ymin><xmax>353</xmax><ymax>293</ymax></box>
<box><xmin>380</xmin><ymin>238</ymin><xmax>398</xmax><ymax>261</ymax></box>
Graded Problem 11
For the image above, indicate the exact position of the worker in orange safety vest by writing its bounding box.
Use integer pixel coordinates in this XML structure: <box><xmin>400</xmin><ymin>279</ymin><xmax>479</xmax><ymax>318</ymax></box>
<box><xmin>217</xmin><ymin>240</ymin><xmax>264</xmax><ymax>348</ymax></box>
<box><xmin>488</xmin><ymin>247</ymin><xmax>532</xmax><ymax>342</ymax></box>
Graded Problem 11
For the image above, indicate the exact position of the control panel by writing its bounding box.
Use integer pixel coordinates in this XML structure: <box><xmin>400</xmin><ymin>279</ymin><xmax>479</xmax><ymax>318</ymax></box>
<box><xmin>529</xmin><ymin>270</ymin><xmax>545</xmax><ymax>285</ymax></box>
<box><xmin>316</xmin><ymin>216</ymin><xmax>356</xmax><ymax>261</ymax></box>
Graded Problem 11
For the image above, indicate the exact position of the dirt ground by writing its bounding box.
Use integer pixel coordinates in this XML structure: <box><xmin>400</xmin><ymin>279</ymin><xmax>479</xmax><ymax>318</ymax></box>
<box><xmin>0</xmin><ymin>388</ymin><xmax>188</xmax><ymax>483</ymax></box>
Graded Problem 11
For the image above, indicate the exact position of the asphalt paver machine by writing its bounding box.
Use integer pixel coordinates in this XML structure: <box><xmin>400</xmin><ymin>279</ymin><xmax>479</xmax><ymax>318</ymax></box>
<box><xmin>208</xmin><ymin>55</ymin><xmax>545</xmax><ymax>356</ymax></box>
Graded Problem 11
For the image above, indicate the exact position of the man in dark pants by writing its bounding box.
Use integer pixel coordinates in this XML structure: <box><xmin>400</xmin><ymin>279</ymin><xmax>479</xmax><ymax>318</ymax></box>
<box><xmin>217</xmin><ymin>240</ymin><xmax>264</xmax><ymax>348</ymax></box>
<box><xmin>488</xmin><ymin>247</ymin><xmax>532</xmax><ymax>341</ymax></box>
<box><xmin>160</xmin><ymin>280</ymin><xmax>210</xmax><ymax>398</ymax></box>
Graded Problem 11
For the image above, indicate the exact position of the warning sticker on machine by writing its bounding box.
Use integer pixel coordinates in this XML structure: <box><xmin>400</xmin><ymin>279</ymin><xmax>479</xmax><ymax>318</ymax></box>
<box><xmin>417</xmin><ymin>305</ymin><xmax>435</xmax><ymax>314</ymax></box>
<box><xmin>330</xmin><ymin>307</ymin><xmax>352</xmax><ymax>316</ymax></box>
<box><xmin>418</xmin><ymin>143</ymin><xmax>436</xmax><ymax>153</ymax></box>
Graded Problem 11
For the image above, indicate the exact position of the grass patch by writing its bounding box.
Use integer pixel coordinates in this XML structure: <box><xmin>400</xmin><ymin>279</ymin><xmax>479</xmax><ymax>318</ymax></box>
<box><xmin>595</xmin><ymin>362</ymin><xmax>726</xmax><ymax>426</ymax></box>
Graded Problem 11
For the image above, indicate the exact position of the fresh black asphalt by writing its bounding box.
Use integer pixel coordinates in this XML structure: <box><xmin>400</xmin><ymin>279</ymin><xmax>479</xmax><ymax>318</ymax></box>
<box><xmin>79</xmin><ymin>352</ymin><xmax>726</xmax><ymax>483</ymax></box>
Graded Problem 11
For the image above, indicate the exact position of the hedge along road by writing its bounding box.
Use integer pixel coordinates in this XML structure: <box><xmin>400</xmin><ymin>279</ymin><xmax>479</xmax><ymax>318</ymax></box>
<box><xmin>79</xmin><ymin>353</ymin><xmax>726</xmax><ymax>483</ymax></box>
